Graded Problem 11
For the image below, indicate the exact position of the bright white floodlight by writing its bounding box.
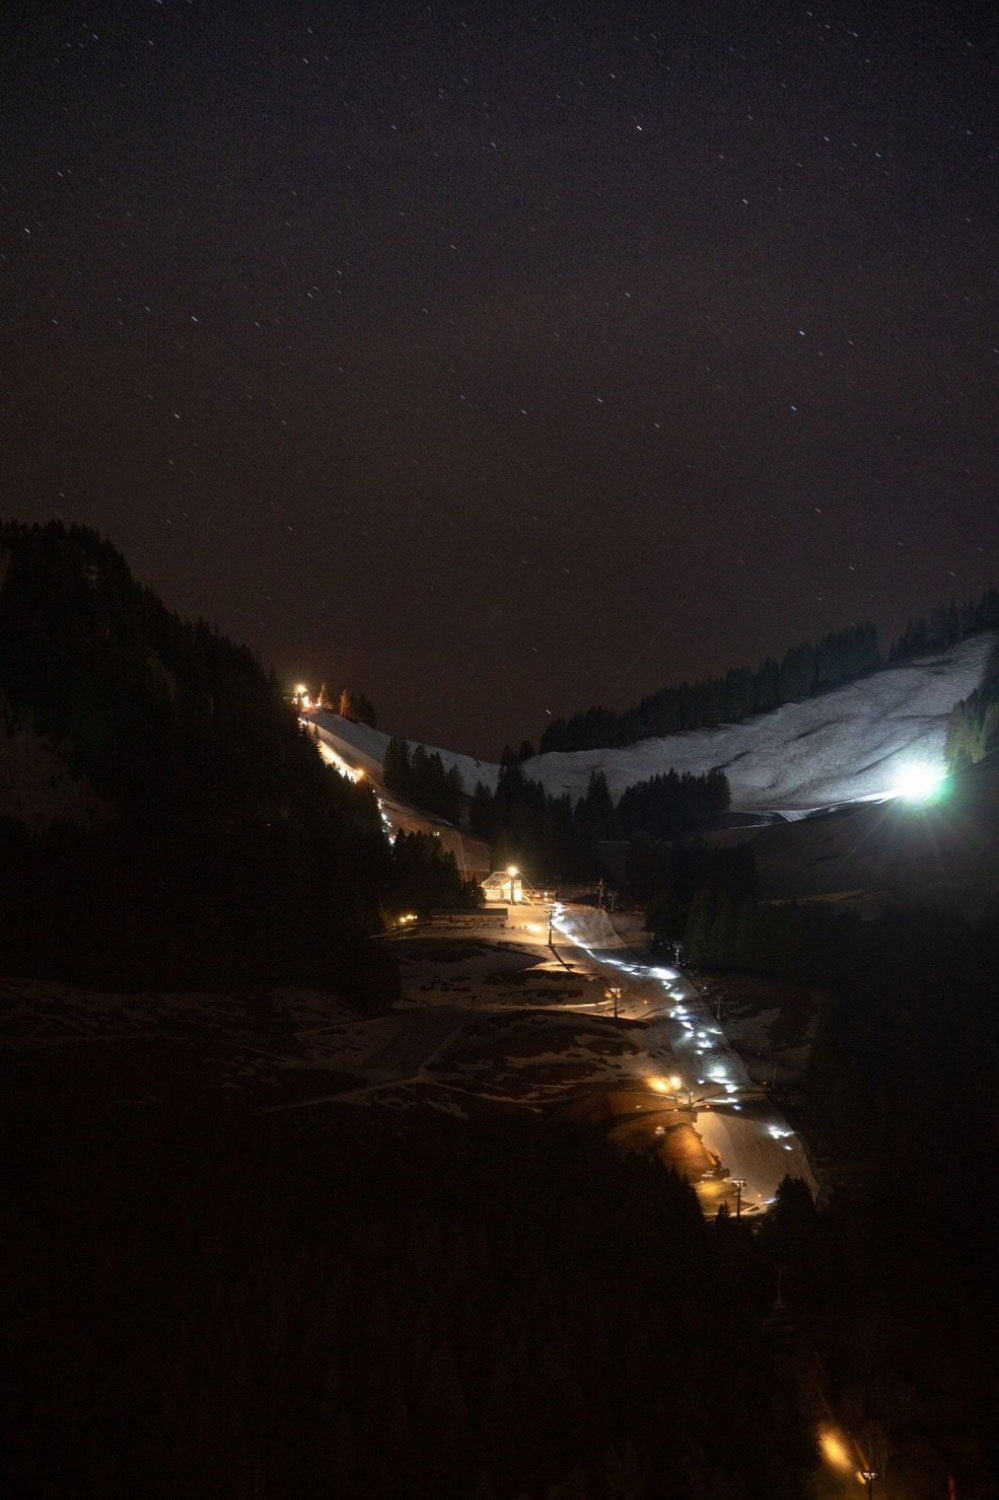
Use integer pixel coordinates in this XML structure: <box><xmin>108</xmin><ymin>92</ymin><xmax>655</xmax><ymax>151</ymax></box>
<box><xmin>893</xmin><ymin>763</ymin><xmax>945</xmax><ymax>804</ymax></box>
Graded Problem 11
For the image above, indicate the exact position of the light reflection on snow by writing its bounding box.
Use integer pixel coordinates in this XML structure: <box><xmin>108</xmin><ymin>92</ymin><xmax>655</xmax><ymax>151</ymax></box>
<box><xmin>890</xmin><ymin>760</ymin><xmax>947</xmax><ymax>804</ymax></box>
<box><xmin>551</xmin><ymin>900</ymin><xmax>819</xmax><ymax>1210</ymax></box>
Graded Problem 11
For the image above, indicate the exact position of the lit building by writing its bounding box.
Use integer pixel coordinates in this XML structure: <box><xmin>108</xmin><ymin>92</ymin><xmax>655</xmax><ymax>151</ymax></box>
<box><xmin>481</xmin><ymin>866</ymin><xmax>526</xmax><ymax>904</ymax></box>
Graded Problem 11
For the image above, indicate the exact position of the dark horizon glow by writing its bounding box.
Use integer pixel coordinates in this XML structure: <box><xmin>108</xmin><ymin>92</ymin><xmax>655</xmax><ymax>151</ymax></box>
<box><xmin>3</xmin><ymin>1</ymin><xmax>997</xmax><ymax>757</ymax></box>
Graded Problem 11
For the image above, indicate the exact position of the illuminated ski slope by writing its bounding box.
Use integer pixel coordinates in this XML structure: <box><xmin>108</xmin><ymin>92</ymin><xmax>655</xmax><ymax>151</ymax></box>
<box><xmin>315</xmin><ymin>633</ymin><xmax>994</xmax><ymax>814</ymax></box>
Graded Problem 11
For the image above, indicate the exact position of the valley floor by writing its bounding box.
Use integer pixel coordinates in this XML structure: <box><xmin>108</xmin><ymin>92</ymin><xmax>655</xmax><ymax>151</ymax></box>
<box><xmin>1</xmin><ymin>903</ymin><xmax>821</xmax><ymax>1216</ymax></box>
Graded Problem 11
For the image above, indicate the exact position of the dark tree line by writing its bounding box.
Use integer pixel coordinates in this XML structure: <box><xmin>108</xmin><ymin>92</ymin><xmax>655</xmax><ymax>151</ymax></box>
<box><xmin>649</xmin><ymin>879</ymin><xmax>848</xmax><ymax>984</ymax></box>
<box><xmin>383</xmin><ymin>736</ymin><xmax>464</xmax><ymax>823</ymax></box>
<box><xmin>636</xmin><ymin>843</ymin><xmax>756</xmax><ymax>916</ymax></box>
<box><xmin>0</xmin><ymin>521</ymin><xmax>365</xmax><ymax>835</ymax></box>
<box><xmin>469</xmin><ymin>762</ymin><xmax>615</xmax><ymax>882</ymax></box>
<box><xmin>540</xmin><ymin>588</ymin><xmax>999</xmax><ymax>758</ymax></box>
<box><xmin>389</xmin><ymin>830</ymin><xmax>481</xmax><ymax>915</ymax></box>
<box><xmin>782</xmin><ymin>910</ymin><xmax>999</xmax><ymax>1494</ymax></box>
<box><xmin>539</xmin><ymin>623</ymin><xmax>880</xmax><ymax>754</ymax></box>
<box><xmin>0</xmin><ymin>811</ymin><xmax>398</xmax><ymax>1002</ymax></box>
<box><xmin>618</xmin><ymin>767</ymin><xmax>730</xmax><ymax>841</ymax></box>
<box><xmin>944</xmin><ymin>637</ymin><xmax>999</xmax><ymax>769</ymax></box>
<box><xmin>803</xmin><ymin>925</ymin><xmax>999</xmax><ymax>1495</ymax></box>
<box><xmin>887</xmin><ymin>585</ymin><xmax>999</xmax><ymax>662</ymax></box>
<box><xmin>318</xmin><ymin>684</ymin><xmax>377</xmax><ymax>726</ymax></box>
<box><xmin>644</xmin><ymin>867</ymin><xmax>999</xmax><ymax>1490</ymax></box>
<box><xmin>468</xmin><ymin>757</ymin><xmax>731</xmax><ymax>886</ymax></box>
<box><xmin>0</xmin><ymin>522</ymin><xmax>445</xmax><ymax>999</ymax></box>
<box><xmin>0</xmin><ymin>1094</ymin><xmax>816</xmax><ymax>1499</ymax></box>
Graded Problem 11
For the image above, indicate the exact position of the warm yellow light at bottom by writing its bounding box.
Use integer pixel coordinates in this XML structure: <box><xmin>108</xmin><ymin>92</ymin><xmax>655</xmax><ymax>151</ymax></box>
<box><xmin>648</xmin><ymin>1077</ymin><xmax>670</xmax><ymax>1094</ymax></box>
<box><xmin>819</xmin><ymin>1427</ymin><xmax>853</xmax><ymax>1472</ymax></box>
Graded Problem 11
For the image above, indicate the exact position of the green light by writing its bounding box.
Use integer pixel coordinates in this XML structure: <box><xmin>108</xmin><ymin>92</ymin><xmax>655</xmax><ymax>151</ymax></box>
<box><xmin>893</xmin><ymin>763</ymin><xmax>947</xmax><ymax>804</ymax></box>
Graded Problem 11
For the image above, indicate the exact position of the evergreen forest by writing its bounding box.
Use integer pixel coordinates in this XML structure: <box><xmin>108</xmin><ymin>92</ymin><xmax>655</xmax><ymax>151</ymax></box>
<box><xmin>653</xmin><ymin>894</ymin><xmax>999</xmax><ymax>1492</ymax></box>
<box><xmin>539</xmin><ymin>588</ymin><xmax>999</xmax><ymax>755</ymax></box>
<box><xmin>1</xmin><ymin>1092</ymin><xmax>815</xmax><ymax>1500</ymax></box>
<box><xmin>0</xmin><ymin>522</ymin><xmax>458</xmax><ymax>995</ymax></box>
<box><xmin>467</xmin><ymin>761</ymin><xmax>731</xmax><ymax>885</ymax></box>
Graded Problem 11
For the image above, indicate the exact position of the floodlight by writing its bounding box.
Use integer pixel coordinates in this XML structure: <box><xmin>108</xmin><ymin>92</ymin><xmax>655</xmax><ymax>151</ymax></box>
<box><xmin>893</xmin><ymin>763</ymin><xmax>945</xmax><ymax>804</ymax></box>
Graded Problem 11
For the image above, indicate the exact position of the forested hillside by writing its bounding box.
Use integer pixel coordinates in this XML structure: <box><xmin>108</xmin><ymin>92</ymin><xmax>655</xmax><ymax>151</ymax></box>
<box><xmin>945</xmin><ymin>636</ymin><xmax>999</xmax><ymax>769</ymax></box>
<box><xmin>539</xmin><ymin>622</ymin><xmax>880</xmax><ymax>753</ymax></box>
<box><xmin>642</xmin><ymin>877</ymin><xmax>999</xmax><ymax>1489</ymax></box>
<box><xmin>1</xmin><ymin>1097</ymin><xmax>815</xmax><ymax>1499</ymax></box>
<box><xmin>540</xmin><ymin>590</ymin><xmax>999</xmax><ymax>756</ymax></box>
<box><xmin>467</xmin><ymin>756</ymin><xmax>731</xmax><ymax>885</ymax></box>
<box><xmin>0</xmin><ymin>522</ymin><xmax>393</xmax><ymax>996</ymax></box>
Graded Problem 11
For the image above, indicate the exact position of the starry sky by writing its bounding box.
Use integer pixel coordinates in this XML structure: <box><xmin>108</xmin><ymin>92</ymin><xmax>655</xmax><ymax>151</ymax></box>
<box><xmin>3</xmin><ymin>1</ymin><xmax>998</xmax><ymax>757</ymax></box>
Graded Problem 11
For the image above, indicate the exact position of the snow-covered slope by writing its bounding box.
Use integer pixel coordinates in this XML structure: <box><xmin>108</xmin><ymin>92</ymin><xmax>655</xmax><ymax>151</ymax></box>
<box><xmin>309</xmin><ymin>716</ymin><xmax>492</xmax><ymax>876</ymax></box>
<box><xmin>314</xmin><ymin>633</ymin><xmax>996</xmax><ymax>814</ymax></box>
<box><xmin>309</xmin><ymin>713</ymin><xmax>501</xmax><ymax>794</ymax></box>
<box><xmin>530</xmin><ymin>634</ymin><xmax>996</xmax><ymax>811</ymax></box>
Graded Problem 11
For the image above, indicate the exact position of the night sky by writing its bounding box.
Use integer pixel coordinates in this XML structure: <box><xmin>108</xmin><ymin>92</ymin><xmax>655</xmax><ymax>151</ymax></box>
<box><xmin>4</xmin><ymin>2</ymin><xmax>997</xmax><ymax>757</ymax></box>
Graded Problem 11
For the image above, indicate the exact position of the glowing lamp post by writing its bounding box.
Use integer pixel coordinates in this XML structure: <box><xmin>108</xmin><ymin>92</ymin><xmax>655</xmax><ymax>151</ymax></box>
<box><xmin>859</xmin><ymin>1470</ymin><xmax>877</xmax><ymax>1499</ymax></box>
<box><xmin>606</xmin><ymin>984</ymin><xmax>622</xmax><ymax>1019</ymax></box>
<box><xmin>669</xmin><ymin>1074</ymin><xmax>692</xmax><ymax>1108</ymax></box>
<box><xmin>732</xmin><ymin>1178</ymin><xmax>747</xmax><ymax>1219</ymax></box>
<box><xmin>507</xmin><ymin>865</ymin><xmax>518</xmax><ymax>905</ymax></box>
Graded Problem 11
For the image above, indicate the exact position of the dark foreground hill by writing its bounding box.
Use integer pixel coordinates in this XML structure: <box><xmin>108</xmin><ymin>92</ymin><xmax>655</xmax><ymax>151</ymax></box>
<box><xmin>699</xmin><ymin>750</ymin><xmax>999</xmax><ymax>921</ymax></box>
<box><xmin>0</xmin><ymin>521</ymin><xmax>394</xmax><ymax>999</ymax></box>
<box><xmin>0</xmin><ymin>1085</ymin><xmax>815</xmax><ymax>1500</ymax></box>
